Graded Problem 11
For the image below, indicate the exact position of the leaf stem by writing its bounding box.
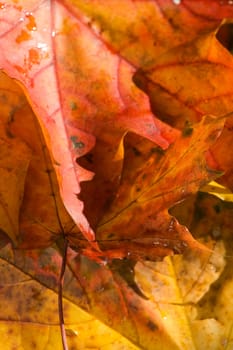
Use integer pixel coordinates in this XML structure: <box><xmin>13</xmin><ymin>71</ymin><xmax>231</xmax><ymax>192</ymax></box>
<box><xmin>58</xmin><ymin>238</ymin><xmax>69</xmax><ymax>350</ymax></box>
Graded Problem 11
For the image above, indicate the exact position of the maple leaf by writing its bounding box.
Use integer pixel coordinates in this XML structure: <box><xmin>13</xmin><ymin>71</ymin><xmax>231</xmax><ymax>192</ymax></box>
<box><xmin>0</xmin><ymin>1</ymin><xmax>233</xmax><ymax>350</ymax></box>
<box><xmin>92</xmin><ymin>116</ymin><xmax>225</xmax><ymax>260</ymax></box>
<box><xmin>0</xmin><ymin>0</ymin><xmax>176</xmax><ymax>245</ymax></box>
<box><xmin>0</xmin><ymin>133</ymin><xmax>30</xmax><ymax>244</ymax></box>
<box><xmin>170</xmin><ymin>191</ymin><xmax>233</xmax><ymax>348</ymax></box>
<box><xmin>134</xmin><ymin>29</ymin><xmax>233</xmax><ymax>127</ymax></box>
<box><xmin>134</xmin><ymin>240</ymin><xmax>227</xmax><ymax>350</ymax></box>
<box><xmin>63</xmin><ymin>0</ymin><xmax>233</xmax><ymax>69</ymax></box>
<box><xmin>210</xmin><ymin>114</ymin><xmax>233</xmax><ymax>190</ymax></box>
<box><xmin>0</xmin><ymin>243</ymin><xmax>142</xmax><ymax>350</ymax></box>
<box><xmin>0</xmin><ymin>71</ymin><xmax>80</xmax><ymax>249</ymax></box>
<box><xmin>0</xmin><ymin>224</ymin><xmax>230</xmax><ymax>350</ymax></box>
<box><xmin>70</xmin><ymin>0</ymin><xmax>233</xmax><ymax>194</ymax></box>
<box><xmin>200</xmin><ymin>181</ymin><xmax>233</xmax><ymax>202</ymax></box>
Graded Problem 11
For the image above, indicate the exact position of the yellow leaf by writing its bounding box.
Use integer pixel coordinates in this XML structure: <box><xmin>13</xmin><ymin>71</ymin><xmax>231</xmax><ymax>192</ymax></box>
<box><xmin>135</xmin><ymin>241</ymin><xmax>226</xmax><ymax>350</ymax></box>
<box><xmin>0</xmin><ymin>132</ymin><xmax>31</xmax><ymax>245</ymax></box>
<box><xmin>0</xmin><ymin>247</ymin><xmax>139</xmax><ymax>350</ymax></box>
<box><xmin>200</xmin><ymin>181</ymin><xmax>233</xmax><ymax>202</ymax></box>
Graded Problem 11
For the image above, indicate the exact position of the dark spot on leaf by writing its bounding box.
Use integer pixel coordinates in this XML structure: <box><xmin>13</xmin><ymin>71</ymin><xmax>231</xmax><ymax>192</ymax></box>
<box><xmin>147</xmin><ymin>320</ymin><xmax>158</xmax><ymax>331</ymax></box>
<box><xmin>182</xmin><ymin>126</ymin><xmax>193</xmax><ymax>137</ymax></box>
<box><xmin>166</xmin><ymin>16</ymin><xmax>180</xmax><ymax>30</ymax></box>
<box><xmin>129</xmin><ymin>302</ymin><xmax>139</xmax><ymax>312</ymax></box>
<box><xmin>54</xmin><ymin>160</ymin><xmax>61</xmax><ymax>166</ymax></box>
<box><xmin>132</xmin><ymin>147</ymin><xmax>141</xmax><ymax>156</ymax></box>
<box><xmin>107</xmin><ymin>232</ymin><xmax>115</xmax><ymax>239</ymax></box>
<box><xmin>70</xmin><ymin>101</ymin><xmax>78</xmax><ymax>110</ymax></box>
<box><xmin>214</xmin><ymin>203</ymin><xmax>222</xmax><ymax>213</ymax></box>
<box><xmin>70</xmin><ymin>135</ymin><xmax>85</xmax><ymax>149</ymax></box>
<box><xmin>182</xmin><ymin>121</ymin><xmax>193</xmax><ymax>137</ymax></box>
<box><xmin>151</xmin><ymin>147</ymin><xmax>164</xmax><ymax>155</ymax></box>
<box><xmin>7</xmin><ymin>328</ymin><xmax>14</xmax><ymax>335</ymax></box>
<box><xmin>70</xmin><ymin>346</ymin><xmax>77</xmax><ymax>350</ymax></box>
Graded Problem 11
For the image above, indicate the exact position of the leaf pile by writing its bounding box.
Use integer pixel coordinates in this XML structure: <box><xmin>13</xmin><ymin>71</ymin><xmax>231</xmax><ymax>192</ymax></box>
<box><xmin>0</xmin><ymin>1</ymin><xmax>233</xmax><ymax>349</ymax></box>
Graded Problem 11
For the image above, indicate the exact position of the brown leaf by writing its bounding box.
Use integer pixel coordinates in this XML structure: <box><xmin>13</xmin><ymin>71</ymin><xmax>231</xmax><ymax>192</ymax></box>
<box><xmin>0</xmin><ymin>2</ymin><xmax>233</xmax><ymax>348</ymax></box>
<box><xmin>88</xmin><ymin>116</ymin><xmax>225</xmax><ymax>260</ymax></box>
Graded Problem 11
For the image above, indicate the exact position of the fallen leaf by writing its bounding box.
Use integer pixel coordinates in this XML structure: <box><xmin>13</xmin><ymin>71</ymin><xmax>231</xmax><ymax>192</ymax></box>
<box><xmin>0</xmin><ymin>71</ymin><xmax>79</xmax><ymax>249</ymax></box>
<box><xmin>134</xmin><ymin>239</ymin><xmax>226</xmax><ymax>350</ymax></box>
<box><xmin>210</xmin><ymin>114</ymin><xmax>233</xmax><ymax>190</ymax></box>
<box><xmin>61</xmin><ymin>0</ymin><xmax>233</xmax><ymax>202</ymax></box>
<box><xmin>0</xmin><ymin>240</ymin><xmax>186</xmax><ymax>350</ymax></box>
<box><xmin>0</xmin><ymin>228</ymin><xmax>228</xmax><ymax>349</ymax></box>
<box><xmin>0</xmin><ymin>244</ymin><xmax>140</xmax><ymax>350</ymax></box>
<box><xmin>0</xmin><ymin>1</ymin><xmax>233</xmax><ymax>349</ymax></box>
<box><xmin>171</xmin><ymin>192</ymin><xmax>233</xmax><ymax>348</ymax></box>
<box><xmin>0</xmin><ymin>1</ymin><xmax>176</xmax><ymax>243</ymax></box>
<box><xmin>134</xmin><ymin>28</ymin><xmax>233</xmax><ymax>127</ymax></box>
<box><xmin>0</xmin><ymin>136</ymin><xmax>30</xmax><ymax>244</ymax></box>
<box><xmin>93</xmin><ymin>116</ymin><xmax>225</xmax><ymax>260</ymax></box>
<box><xmin>200</xmin><ymin>181</ymin><xmax>233</xmax><ymax>202</ymax></box>
<box><xmin>0</xmin><ymin>74</ymin><xmax>31</xmax><ymax>244</ymax></box>
<box><xmin>63</xmin><ymin>0</ymin><xmax>233</xmax><ymax>69</ymax></box>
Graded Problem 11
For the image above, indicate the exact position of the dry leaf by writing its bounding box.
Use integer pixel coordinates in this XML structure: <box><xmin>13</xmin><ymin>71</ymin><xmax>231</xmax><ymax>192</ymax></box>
<box><xmin>0</xmin><ymin>1</ymin><xmax>233</xmax><ymax>349</ymax></box>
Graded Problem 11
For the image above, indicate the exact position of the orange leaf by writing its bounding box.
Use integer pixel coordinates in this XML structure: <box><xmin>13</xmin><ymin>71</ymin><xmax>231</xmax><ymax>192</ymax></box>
<box><xmin>0</xmin><ymin>1</ymin><xmax>177</xmax><ymax>243</ymax></box>
<box><xmin>64</xmin><ymin>0</ymin><xmax>233</xmax><ymax>69</ymax></box>
<box><xmin>91</xmin><ymin>116</ymin><xmax>225</xmax><ymax>260</ymax></box>
<box><xmin>134</xmin><ymin>28</ymin><xmax>233</xmax><ymax>127</ymax></box>
<box><xmin>0</xmin><ymin>73</ymin><xmax>31</xmax><ymax>244</ymax></box>
<box><xmin>0</xmin><ymin>71</ymin><xmax>79</xmax><ymax>248</ymax></box>
<box><xmin>0</xmin><ymin>136</ymin><xmax>30</xmax><ymax>244</ymax></box>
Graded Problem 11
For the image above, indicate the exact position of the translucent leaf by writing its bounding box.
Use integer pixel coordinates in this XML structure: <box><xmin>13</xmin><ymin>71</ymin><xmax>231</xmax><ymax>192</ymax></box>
<box><xmin>200</xmin><ymin>181</ymin><xmax>233</xmax><ymax>202</ymax></box>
